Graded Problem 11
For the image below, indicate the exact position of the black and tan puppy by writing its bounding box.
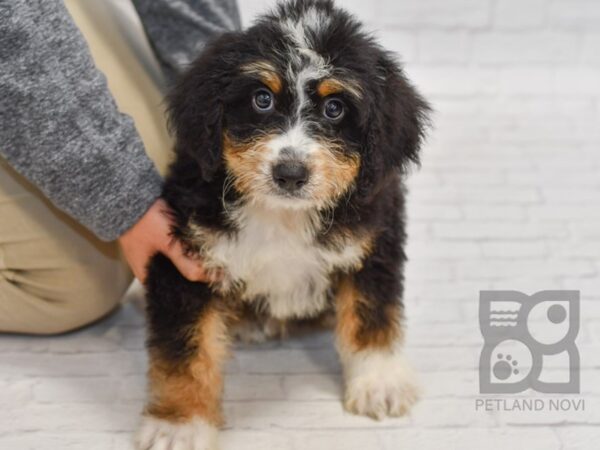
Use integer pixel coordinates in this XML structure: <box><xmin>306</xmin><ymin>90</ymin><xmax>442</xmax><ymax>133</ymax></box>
<box><xmin>137</xmin><ymin>1</ymin><xmax>430</xmax><ymax>448</ymax></box>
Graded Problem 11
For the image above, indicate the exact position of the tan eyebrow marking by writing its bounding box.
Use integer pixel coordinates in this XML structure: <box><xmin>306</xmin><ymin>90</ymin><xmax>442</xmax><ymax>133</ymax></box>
<box><xmin>240</xmin><ymin>61</ymin><xmax>283</xmax><ymax>94</ymax></box>
<box><xmin>317</xmin><ymin>78</ymin><xmax>362</xmax><ymax>99</ymax></box>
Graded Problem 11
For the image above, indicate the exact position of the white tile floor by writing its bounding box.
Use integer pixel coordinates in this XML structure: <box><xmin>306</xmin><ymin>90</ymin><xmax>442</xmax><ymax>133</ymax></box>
<box><xmin>2</xmin><ymin>1</ymin><xmax>600</xmax><ymax>449</ymax></box>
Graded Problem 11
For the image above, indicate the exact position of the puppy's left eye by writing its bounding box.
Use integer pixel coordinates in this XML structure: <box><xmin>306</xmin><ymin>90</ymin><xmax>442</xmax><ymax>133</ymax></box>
<box><xmin>323</xmin><ymin>98</ymin><xmax>345</xmax><ymax>122</ymax></box>
<box><xmin>252</xmin><ymin>89</ymin><xmax>274</xmax><ymax>113</ymax></box>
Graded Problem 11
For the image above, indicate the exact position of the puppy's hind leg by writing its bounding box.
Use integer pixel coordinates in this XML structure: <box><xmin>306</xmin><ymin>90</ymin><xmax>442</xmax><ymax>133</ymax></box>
<box><xmin>136</xmin><ymin>254</ymin><xmax>230</xmax><ymax>450</ymax></box>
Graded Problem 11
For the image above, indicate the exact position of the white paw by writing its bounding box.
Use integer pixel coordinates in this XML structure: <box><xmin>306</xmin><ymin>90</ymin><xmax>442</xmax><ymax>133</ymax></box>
<box><xmin>343</xmin><ymin>350</ymin><xmax>420</xmax><ymax>420</ymax></box>
<box><xmin>135</xmin><ymin>416</ymin><xmax>219</xmax><ymax>450</ymax></box>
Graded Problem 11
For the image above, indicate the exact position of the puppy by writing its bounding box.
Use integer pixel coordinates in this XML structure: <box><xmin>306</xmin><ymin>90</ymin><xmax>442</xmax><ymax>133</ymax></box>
<box><xmin>137</xmin><ymin>1</ymin><xmax>430</xmax><ymax>448</ymax></box>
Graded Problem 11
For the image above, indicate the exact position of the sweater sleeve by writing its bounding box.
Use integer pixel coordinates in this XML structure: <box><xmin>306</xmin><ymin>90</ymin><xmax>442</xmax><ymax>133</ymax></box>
<box><xmin>0</xmin><ymin>0</ymin><xmax>163</xmax><ymax>241</ymax></box>
<box><xmin>131</xmin><ymin>0</ymin><xmax>241</xmax><ymax>84</ymax></box>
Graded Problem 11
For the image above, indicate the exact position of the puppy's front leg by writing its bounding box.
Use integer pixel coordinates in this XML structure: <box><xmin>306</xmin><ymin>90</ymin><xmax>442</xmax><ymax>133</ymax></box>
<box><xmin>137</xmin><ymin>254</ymin><xmax>229</xmax><ymax>450</ymax></box>
<box><xmin>335</xmin><ymin>272</ymin><xmax>419</xmax><ymax>420</ymax></box>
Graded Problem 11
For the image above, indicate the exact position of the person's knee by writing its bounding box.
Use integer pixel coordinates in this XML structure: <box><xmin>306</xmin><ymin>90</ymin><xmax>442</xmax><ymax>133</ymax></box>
<box><xmin>36</xmin><ymin>264</ymin><xmax>132</xmax><ymax>335</ymax></box>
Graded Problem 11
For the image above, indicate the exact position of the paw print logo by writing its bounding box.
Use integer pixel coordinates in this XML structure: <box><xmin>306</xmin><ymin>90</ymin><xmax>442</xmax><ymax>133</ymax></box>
<box><xmin>494</xmin><ymin>353</ymin><xmax>519</xmax><ymax>380</ymax></box>
<box><xmin>484</xmin><ymin>338</ymin><xmax>532</xmax><ymax>387</ymax></box>
<box><xmin>479</xmin><ymin>291</ymin><xmax>580</xmax><ymax>394</ymax></box>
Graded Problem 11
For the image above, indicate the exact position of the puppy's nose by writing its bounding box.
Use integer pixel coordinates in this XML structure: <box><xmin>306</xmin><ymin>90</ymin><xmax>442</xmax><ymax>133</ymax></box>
<box><xmin>272</xmin><ymin>161</ymin><xmax>309</xmax><ymax>192</ymax></box>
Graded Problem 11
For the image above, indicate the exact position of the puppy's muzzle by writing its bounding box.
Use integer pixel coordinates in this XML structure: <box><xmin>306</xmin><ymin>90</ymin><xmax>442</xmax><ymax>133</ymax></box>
<box><xmin>272</xmin><ymin>160</ymin><xmax>309</xmax><ymax>193</ymax></box>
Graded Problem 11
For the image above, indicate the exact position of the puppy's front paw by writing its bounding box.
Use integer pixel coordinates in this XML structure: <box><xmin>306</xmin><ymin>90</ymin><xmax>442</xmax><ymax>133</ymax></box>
<box><xmin>343</xmin><ymin>351</ymin><xmax>419</xmax><ymax>420</ymax></box>
<box><xmin>135</xmin><ymin>416</ymin><xmax>219</xmax><ymax>450</ymax></box>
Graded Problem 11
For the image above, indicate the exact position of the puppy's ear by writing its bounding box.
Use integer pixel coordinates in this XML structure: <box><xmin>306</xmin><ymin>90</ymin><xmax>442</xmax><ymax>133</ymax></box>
<box><xmin>359</xmin><ymin>52</ymin><xmax>431</xmax><ymax>196</ymax></box>
<box><xmin>167</xmin><ymin>33</ymin><xmax>242</xmax><ymax>182</ymax></box>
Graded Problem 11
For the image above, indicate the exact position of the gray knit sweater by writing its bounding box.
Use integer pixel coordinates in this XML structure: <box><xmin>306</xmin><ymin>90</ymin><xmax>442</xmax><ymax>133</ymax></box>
<box><xmin>0</xmin><ymin>0</ymin><xmax>240</xmax><ymax>241</ymax></box>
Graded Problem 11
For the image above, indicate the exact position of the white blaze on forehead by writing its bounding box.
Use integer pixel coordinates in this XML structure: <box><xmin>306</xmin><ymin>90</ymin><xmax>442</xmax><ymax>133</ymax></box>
<box><xmin>281</xmin><ymin>6</ymin><xmax>331</xmax><ymax>50</ymax></box>
<box><xmin>280</xmin><ymin>6</ymin><xmax>332</xmax><ymax>119</ymax></box>
<box><xmin>293</xmin><ymin>63</ymin><xmax>329</xmax><ymax>119</ymax></box>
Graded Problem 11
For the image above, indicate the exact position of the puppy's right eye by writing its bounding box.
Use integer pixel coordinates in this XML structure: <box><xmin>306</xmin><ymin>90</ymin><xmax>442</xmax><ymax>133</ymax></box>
<box><xmin>252</xmin><ymin>89</ymin><xmax>274</xmax><ymax>113</ymax></box>
<box><xmin>323</xmin><ymin>98</ymin><xmax>345</xmax><ymax>122</ymax></box>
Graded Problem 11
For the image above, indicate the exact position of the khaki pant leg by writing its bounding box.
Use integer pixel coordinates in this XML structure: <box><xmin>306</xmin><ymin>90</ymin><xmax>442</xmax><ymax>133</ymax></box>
<box><xmin>0</xmin><ymin>1</ymin><xmax>173</xmax><ymax>334</ymax></box>
<box><xmin>0</xmin><ymin>160</ymin><xmax>132</xmax><ymax>334</ymax></box>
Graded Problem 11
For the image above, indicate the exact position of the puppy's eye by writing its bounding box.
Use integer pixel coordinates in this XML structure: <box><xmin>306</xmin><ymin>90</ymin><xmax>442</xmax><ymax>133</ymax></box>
<box><xmin>323</xmin><ymin>98</ymin><xmax>345</xmax><ymax>122</ymax></box>
<box><xmin>252</xmin><ymin>89</ymin><xmax>274</xmax><ymax>113</ymax></box>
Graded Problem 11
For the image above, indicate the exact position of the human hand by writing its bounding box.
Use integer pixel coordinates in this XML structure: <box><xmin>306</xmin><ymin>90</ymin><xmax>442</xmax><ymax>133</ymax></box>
<box><xmin>118</xmin><ymin>198</ymin><xmax>215</xmax><ymax>283</ymax></box>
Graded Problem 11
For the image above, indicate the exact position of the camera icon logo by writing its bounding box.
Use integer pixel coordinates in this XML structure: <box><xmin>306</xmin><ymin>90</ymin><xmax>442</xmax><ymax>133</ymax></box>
<box><xmin>479</xmin><ymin>290</ymin><xmax>580</xmax><ymax>394</ymax></box>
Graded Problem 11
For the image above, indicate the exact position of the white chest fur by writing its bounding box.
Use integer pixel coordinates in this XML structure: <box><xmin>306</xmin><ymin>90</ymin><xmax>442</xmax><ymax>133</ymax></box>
<box><xmin>193</xmin><ymin>204</ymin><xmax>367</xmax><ymax>319</ymax></box>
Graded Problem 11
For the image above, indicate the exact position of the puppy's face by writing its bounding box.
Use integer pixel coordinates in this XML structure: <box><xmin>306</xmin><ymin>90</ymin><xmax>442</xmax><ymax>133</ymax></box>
<box><xmin>168</xmin><ymin>0</ymin><xmax>429</xmax><ymax>209</ymax></box>
<box><xmin>222</xmin><ymin>59</ymin><xmax>362</xmax><ymax>210</ymax></box>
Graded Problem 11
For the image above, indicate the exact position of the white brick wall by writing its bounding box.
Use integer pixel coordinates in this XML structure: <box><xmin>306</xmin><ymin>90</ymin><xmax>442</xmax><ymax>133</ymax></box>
<box><xmin>1</xmin><ymin>1</ymin><xmax>600</xmax><ymax>449</ymax></box>
<box><xmin>493</xmin><ymin>0</ymin><xmax>546</xmax><ymax>29</ymax></box>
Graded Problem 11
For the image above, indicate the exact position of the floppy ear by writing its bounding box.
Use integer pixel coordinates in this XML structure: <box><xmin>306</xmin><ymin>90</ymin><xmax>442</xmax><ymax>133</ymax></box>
<box><xmin>359</xmin><ymin>52</ymin><xmax>431</xmax><ymax>197</ymax></box>
<box><xmin>167</xmin><ymin>33</ymin><xmax>242</xmax><ymax>182</ymax></box>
